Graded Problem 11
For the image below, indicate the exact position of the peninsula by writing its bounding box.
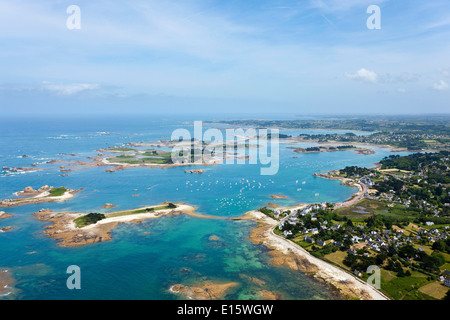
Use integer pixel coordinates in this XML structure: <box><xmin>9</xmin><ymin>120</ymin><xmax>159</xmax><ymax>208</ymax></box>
<box><xmin>260</xmin><ymin>151</ymin><xmax>450</xmax><ymax>300</ymax></box>
<box><xmin>33</xmin><ymin>202</ymin><xmax>225</xmax><ymax>247</ymax></box>
<box><xmin>240</xmin><ymin>209</ymin><xmax>387</xmax><ymax>300</ymax></box>
<box><xmin>288</xmin><ymin>145</ymin><xmax>375</xmax><ymax>155</ymax></box>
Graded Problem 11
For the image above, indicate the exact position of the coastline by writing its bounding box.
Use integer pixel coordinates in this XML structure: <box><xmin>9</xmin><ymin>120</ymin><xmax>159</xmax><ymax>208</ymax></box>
<box><xmin>285</xmin><ymin>137</ymin><xmax>410</xmax><ymax>153</ymax></box>
<box><xmin>313</xmin><ymin>173</ymin><xmax>367</xmax><ymax>208</ymax></box>
<box><xmin>288</xmin><ymin>145</ymin><xmax>375</xmax><ymax>155</ymax></box>
<box><xmin>241</xmin><ymin>210</ymin><xmax>389</xmax><ymax>300</ymax></box>
<box><xmin>169</xmin><ymin>282</ymin><xmax>239</xmax><ymax>300</ymax></box>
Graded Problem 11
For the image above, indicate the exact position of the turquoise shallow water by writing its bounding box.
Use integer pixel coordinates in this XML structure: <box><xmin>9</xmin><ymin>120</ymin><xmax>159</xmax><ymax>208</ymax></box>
<box><xmin>0</xmin><ymin>115</ymin><xmax>408</xmax><ymax>300</ymax></box>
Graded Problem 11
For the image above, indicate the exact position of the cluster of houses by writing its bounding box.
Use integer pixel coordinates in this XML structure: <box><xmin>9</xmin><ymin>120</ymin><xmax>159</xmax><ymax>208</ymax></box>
<box><xmin>275</xmin><ymin>203</ymin><xmax>328</xmax><ymax>238</ymax></box>
<box><xmin>276</xmin><ymin>203</ymin><xmax>450</xmax><ymax>288</ymax></box>
<box><xmin>341</xmin><ymin>132</ymin><xmax>448</xmax><ymax>147</ymax></box>
<box><xmin>276</xmin><ymin>201</ymin><xmax>449</xmax><ymax>259</ymax></box>
<box><xmin>444</xmin><ymin>270</ymin><xmax>450</xmax><ymax>288</ymax></box>
<box><xmin>350</xmin><ymin>162</ymin><xmax>449</xmax><ymax>218</ymax></box>
<box><xmin>416</xmin><ymin>226</ymin><xmax>450</xmax><ymax>243</ymax></box>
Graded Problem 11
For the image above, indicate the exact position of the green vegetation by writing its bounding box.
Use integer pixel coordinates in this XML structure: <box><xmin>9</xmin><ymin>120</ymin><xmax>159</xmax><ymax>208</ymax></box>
<box><xmin>339</xmin><ymin>166</ymin><xmax>372</xmax><ymax>178</ymax></box>
<box><xmin>259</xmin><ymin>207</ymin><xmax>276</xmax><ymax>219</ymax></box>
<box><xmin>380</xmin><ymin>151</ymin><xmax>450</xmax><ymax>184</ymax></box>
<box><xmin>337</xmin><ymin>145</ymin><xmax>355</xmax><ymax>149</ymax></box>
<box><xmin>381</xmin><ymin>274</ymin><xmax>435</xmax><ymax>300</ymax></box>
<box><xmin>273</xmin><ymin>151</ymin><xmax>450</xmax><ymax>300</ymax></box>
<box><xmin>47</xmin><ymin>187</ymin><xmax>67</xmax><ymax>197</ymax></box>
<box><xmin>107</xmin><ymin>204</ymin><xmax>177</xmax><ymax>218</ymax></box>
<box><xmin>74</xmin><ymin>213</ymin><xmax>106</xmax><ymax>228</ymax></box>
<box><xmin>214</xmin><ymin>116</ymin><xmax>450</xmax><ymax>151</ymax></box>
<box><xmin>107</xmin><ymin>151</ymin><xmax>173</xmax><ymax>165</ymax></box>
<box><xmin>305</xmin><ymin>147</ymin><xmax>320</xmax><ymax>152</ymax></box>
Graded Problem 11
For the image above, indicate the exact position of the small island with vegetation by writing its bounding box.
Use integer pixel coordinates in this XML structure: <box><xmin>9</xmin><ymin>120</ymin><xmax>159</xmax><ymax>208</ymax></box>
<box><xmin>289</xmin><ymin>145</ymin><xmax>375</xmax><ymax>155</ymax></box>
<box><xmin>33</xmin><ymin>202</ymin><xmax>222</xmax><ymax>247</ymax></box>
<box><xmin>0</xmin><ymin>186</ymin><xmax>82</xmax><ymax>208</ymax></box>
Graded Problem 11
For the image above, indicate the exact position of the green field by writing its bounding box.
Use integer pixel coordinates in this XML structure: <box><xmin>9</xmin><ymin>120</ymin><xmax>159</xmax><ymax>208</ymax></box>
<box><xmin>334</xmin><ymin>199</ymin><xmax>420</xmax><ymax>221</ymax></box>
<box><xmin>107</xmin><ymin>151</ymin><xmax>173</xmax><ymax>165</ymax></box>
<box><xmin>381</xmin><ymin>274</ymin><xmax>435</xmax><ymax>300</ymax></box>
<box><xmin>106</xmin><ymin>204</ymin><xmax>176</xmax><ymax>218</ymax></box>
<box><xmin>47</xmin><ymin>187</ymin><xmax>68</xmax><ymax>197</ymax></box>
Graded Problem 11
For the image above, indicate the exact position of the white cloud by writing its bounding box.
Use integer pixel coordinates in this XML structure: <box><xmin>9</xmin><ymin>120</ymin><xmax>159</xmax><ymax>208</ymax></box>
<box><xmin>437</xmin><ymin>67</ymin><xmax>450</xmax><ymax>77</ymax></box>
<box><xmin>397</xmin><ymin>88</ymin><xmax>407</xmax><ymax>93</ymax></box>
<box><xmin>345</xmin><ymin>68</ymin><xmax>378</xmax><ymax>83</ymax></box>
<box><xmin>308</xmin><ymin>0</ymin><xmax>388</xmax><ymax>13</ymax></box>
<box><xmin>41</xmin><ymin>82</ymin><xmax>100</xmax><ymax>95</ymax></box>
<box><xmin>433</xmin><ymin>80</ymin><xmax>449</xmax><ymax>91</ymax></box>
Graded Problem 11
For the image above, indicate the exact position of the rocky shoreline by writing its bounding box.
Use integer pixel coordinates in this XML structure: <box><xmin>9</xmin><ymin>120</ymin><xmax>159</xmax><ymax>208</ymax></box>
<box><xmin>33</xmin><ymin>203</ymin><xmax>225</xmax><ymax>247</ymax></box>
<box><xmin>270</xmin><ymin>194</ymin><xmax>288</xmax><ymax>199</ymax></box>
<box><xmin>169</xmin><ymin>282</ymin><xmax>239</xmax><ymax>300</ymax></box>
<box><xmin>241</xmin><ymin>210</ymin><xmax>388</xmax><ymax>300</ymax></box>
<box><xmin>0</xmin><ymin>211</ymin><xmax>14</xmax><ymax>220</ymax></box>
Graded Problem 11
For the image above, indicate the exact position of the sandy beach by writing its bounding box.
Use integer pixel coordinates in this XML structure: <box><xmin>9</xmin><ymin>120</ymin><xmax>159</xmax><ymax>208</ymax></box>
<box><xmin>313</xmin><ymin>173</ymin><xmax>367</xmax><ymax>209</ymax></box>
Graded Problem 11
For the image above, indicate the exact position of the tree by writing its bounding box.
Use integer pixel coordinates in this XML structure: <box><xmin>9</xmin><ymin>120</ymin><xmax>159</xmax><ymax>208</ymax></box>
<box><xmin>375</xmin><ymin>253</ymin><xmax>388</xmax><ymax>265</ymax></box>
<box><xmin>342</xmin><ymin>238</ymin><xmax>353</xmax><ymax>250</ymax></box>
<box><xmin>431</xmin><ymin>252</ymin><xmax>445</xmax><ymax>267</ymax></box>
<box><xmin>398</xmin><ymin>244</ymin><xmax>417</xmax><ymax>259</ymax></box>
<box><xmin>421</xmin><ymin>252</ymin><xmax>445</xmax><ymax>272</ymax></box>
<box><xmin>432</xmin><ymin>240</ymin><xmax>447</xmax><ymax>252</ymax></box>
<box><xmin>343</xmin><ymin>254</ymin><xmax>357</xmax><ymax>269</ymax></box>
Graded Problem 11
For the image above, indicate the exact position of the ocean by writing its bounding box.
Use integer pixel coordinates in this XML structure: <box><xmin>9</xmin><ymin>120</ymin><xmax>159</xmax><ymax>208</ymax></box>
<box><xmin>0</xmin><ymin>114</ymin><xmax>408</xmax><ymax>300</ymax></box>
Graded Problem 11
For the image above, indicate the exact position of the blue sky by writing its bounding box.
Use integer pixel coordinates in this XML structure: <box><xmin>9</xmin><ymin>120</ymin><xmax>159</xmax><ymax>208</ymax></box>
<box><xmin>0</xmin><ymin>0</ymin><xmax>449</xmax><ymax>115</ymax></box>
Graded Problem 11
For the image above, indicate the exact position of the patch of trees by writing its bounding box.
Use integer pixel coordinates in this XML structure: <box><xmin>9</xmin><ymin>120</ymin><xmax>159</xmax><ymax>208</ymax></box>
<box><xmin>339</xmin><ymin>166</ymin><xmax>371</xmax><ymax>178</ymax></box>
<box><xmin>432</xmin><ymin>239</ymin><xmax>450</xmax><ymax>254</ymax></box>
<box><xmin>305</xmin><ymin>147</ymin><xmax>321</xmax><ymax>152</ymax></box>
<box><xmin>343</xmin><ymin>253</ymin><xmax>377</xmax><ymax>271</ymax></box>
<box><xmin>310</xmin><ymin>244</ymin><xmax>339</xmax><ymax>258</ymax></box>
<box><xmin>74</xmin><ymin>213</ymin><xmax>106</xmax><ymax>228</ymax></box>
<box><xmin>380</xmin><ymin>152</ymin><xmax>450</xmax><ymax>181</ymax></box>
<box><xmin>259</xmin><ymin>207</ymin><xmax>275</xmax><ymax>219</ymax></box>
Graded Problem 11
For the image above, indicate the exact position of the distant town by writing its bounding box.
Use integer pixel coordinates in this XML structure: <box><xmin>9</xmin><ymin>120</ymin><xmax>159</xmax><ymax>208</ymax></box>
<box><xmin>214</xmin><ymin>115</ymin><xmax>450</xmax><ymax>152</ymax></box>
